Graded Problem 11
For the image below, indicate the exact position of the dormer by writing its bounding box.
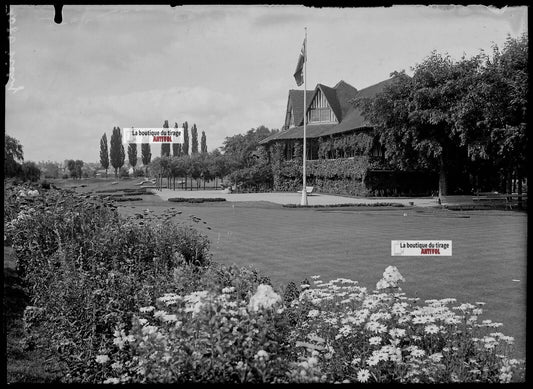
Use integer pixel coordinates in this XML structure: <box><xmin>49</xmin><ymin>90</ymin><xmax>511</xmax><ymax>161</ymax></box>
<box><xmin>306</xmin><ymin>86</ymin><xmax>339</xmax><ymax>124</ymax></box>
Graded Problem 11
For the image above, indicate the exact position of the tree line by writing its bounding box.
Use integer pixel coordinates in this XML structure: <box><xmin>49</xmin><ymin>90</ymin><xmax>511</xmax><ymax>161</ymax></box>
<box><xmin>99</xmin><ymin>121</ymin><xmax>209</xmax><ymax>178</ymax></box>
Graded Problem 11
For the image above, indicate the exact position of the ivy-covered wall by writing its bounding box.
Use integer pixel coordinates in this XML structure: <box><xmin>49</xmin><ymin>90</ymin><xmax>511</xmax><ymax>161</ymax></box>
<box><xmin>272</xmin><ymin>157</ymin><xmax>381</xmax><ymax>196</ymax></box>
<box><xmin>271</xmin><ymin>158</ymin><xmax>436</xmax><ymax>197</ymax></box>
<box><xmin>266</xmin><ymin>134</ymin><xmax>437</xmax><ymax>197</ymax></box>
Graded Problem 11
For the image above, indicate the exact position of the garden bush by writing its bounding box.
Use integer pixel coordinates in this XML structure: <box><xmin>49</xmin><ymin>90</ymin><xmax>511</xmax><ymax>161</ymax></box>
<box><xmin>4</xmin><ymin>182</ymin><xmax>212</xmax><ymax>382</ymax></box>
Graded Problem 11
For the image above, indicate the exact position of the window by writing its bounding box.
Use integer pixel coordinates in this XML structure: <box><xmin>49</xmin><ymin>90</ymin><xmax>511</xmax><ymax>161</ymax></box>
<box><xmin>289</xmin><ymin>108</ymin><xmax>295</xmax><ymax>128</ymax></box>
<box><xmin>306</xmin><ymin>89</ymin><xmax>337</xmax><ymax>123</ymax></box>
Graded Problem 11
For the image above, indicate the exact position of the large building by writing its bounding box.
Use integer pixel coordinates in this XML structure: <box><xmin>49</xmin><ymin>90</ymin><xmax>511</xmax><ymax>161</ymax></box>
<box><xmin>259</xmin><ymin>78</ymin><xmax>436</xmax><ymax>196</ymax></box>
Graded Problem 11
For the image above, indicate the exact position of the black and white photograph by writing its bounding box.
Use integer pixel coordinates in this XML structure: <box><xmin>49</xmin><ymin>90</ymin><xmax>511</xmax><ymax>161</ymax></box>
<box><xmin>4</xmin><ymin>4</ymin><xmax>527</xmax><ymax>383</ymax></box>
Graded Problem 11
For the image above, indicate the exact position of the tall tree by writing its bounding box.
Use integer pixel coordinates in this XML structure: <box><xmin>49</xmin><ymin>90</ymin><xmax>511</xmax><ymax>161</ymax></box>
<box><xmin>141</xmin><ymin>143</ymin><xmax>151</xmax><ymax>175</ymax></box>
<box><xmin>161</xmin><ymin>120</ymin><xmax>171</xmax><ymax>157</ymax></box>
<box><xmin>355</xmin><ymin>52</ymin><xmax>485</xmax><ymax>196</ymax></box>
<box><xmin>66</xmin><ymin>159</ymin><xmax>83</xmax><ymax>179</ymax></box>
<box><xmin>172</xmin><ymin>122</ymin><xmax>182</xmax><ymax>157</ymax></box>
<box><xmin>471</xmin><ymin>34</ymin><xmax>528</xmax><ymax>193</ymax></box>
<box><xmin>182</xmin><ymin>121</ymin><xmax>189</xmax><ymax>156</ymax></box>
<box><xmin>222</xmin><ymin>125</ymin><xmax>278</xmax><ymax>169</ymax></box>
<box><xmin>128</xmin><ymin>143</ymin><xmax>137</xmax><ymax>171</ymax></box>
<box><xmin>99</xmin><ymin>133</ymin><xmax>109</xmax><ymax>177</ymax></box>
<box><xmin>191</xmin><ymin>124</ymin><xmax>199</xmax><ymax>154</ymax></box>
<box><xmin>110</xmin><ymin>126</ymin><xmax>125</xmax><ymax>178</ymax></box>
<box><xmin>201</xmin><ymin>130</ymin><xmax>207</xmax><ymax>154</ymax></box>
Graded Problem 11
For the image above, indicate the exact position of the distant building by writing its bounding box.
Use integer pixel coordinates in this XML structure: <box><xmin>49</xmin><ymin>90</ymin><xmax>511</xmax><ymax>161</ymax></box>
<box><xmin>259</xmin><ymin>79</ymin><xmax>436</xmax><ymax>196</ymax></box>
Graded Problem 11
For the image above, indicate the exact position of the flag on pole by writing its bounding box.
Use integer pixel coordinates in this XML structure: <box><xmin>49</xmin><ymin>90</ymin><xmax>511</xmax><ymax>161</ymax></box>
<box><xmin>293</xmin><ymin>38</ymin><xmax>306</xmax><ymax>86</ymax></box>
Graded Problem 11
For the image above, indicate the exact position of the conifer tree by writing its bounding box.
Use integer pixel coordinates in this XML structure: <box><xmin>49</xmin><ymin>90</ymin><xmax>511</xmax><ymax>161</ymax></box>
<box><xmin>182</xmin><ymin>121</ymin><xmax>189</xmax><ymax>155</ymax></box>
<box><xmin>191</xmin><ymin>124</ymin><xmax>199</xmax><ymax>154</ymax></box>
<box><xmin>172</xmin><ymin>122</ymin><xmax>182</xmax><ymax>157</ymax></box>
<box><xmin>141</xmin><ymin>143</ymin><xmax>151</xmax><ymax>175</ymax></box>
<box><xmin>128</xmin><ymin>143</ymin><xmax>137</xmax><ymax>171</ymax></box>
<box><xmin>110</xmin><ymin>126</ymin><xmax>125</xmax><ymax>178</ymax></box>
<box><xmin>99</xmin><ymin>133</ymin><xmax>109</xmax><ymax>177</ymax></box>
<box><xmin>201</xmin><ymin>130</ymin><xmax>207</xmax><ymax>154</ymax></box>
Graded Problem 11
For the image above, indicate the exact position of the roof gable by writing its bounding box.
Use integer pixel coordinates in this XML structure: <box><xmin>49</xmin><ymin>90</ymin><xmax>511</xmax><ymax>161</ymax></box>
<box><xmin>287</xmin><ymin>89</ymin><xmax>314</xmax><ymax>128</ymax></box>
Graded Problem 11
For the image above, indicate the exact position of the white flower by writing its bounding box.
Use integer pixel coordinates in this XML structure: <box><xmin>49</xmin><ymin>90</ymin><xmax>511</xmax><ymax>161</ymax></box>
<box><xmin>369</xmin><ymin>336</ymin><xmax>382</xmax><ymax>346</ymax></box>
<box><xmin>377</xmin><ymin>266</ymin><xmax>405</xmax><ymax>289</ymax></box>
<box><xmin>139</xmin><ymin>306</ymin><xmax>155</xmax><ymax>313</ymax></box>
<box><xmin>376</xmin><ymin>279</ymin><xmax>391</xmax><ymax>290</ymax></box>
<box><xmin>429</xmin><ymin>353</ymin><xmax>443</xmax><ymax>363</ymax></box>
<box><xmin>424</xmin><ymin>324</ymin><xmax>439</xmax><ymax>334</ymax></box>
<box><xmin>157</xmin><ymin>293</ymin><xmax>182</xmax><ymax>305</ymax></box>
<box><xmin>389</xmin><ymin>328</ymin><xmax>406</xmax><ymax>338</ymax></box>
<box><xmin>308</xmin><ymin>356</ymin><xmax>318</xmax><ymax>367</ymax></box>
<box><xmin>351</xmin><ymin>356</ymin><xmax>361</xmax><ymax>366</ymax></box>
<box><xmin>255</xmin><ymin>350</ymin><xmax>269</xmax><ymax>360</ymax></box>
<box><xmin>162</xmin><ymin>314</ymin><xmax>178</xmax><ymax>323</ymax></box>
<box><xmin>113</xmin><ymin>337</ymin><xmax>125</xmax><ymax>349</ymax></box>
<box><xmin>307</xmin><ymin>309</ymin><xmax>320</xmax><ymax>318</ymax></box>
<box><xmin>357</xmin><ymin>369</ymin><xmax>371</xmax><ymax>382</ymax></box>
<box><xmin>141</xmin><ymin>325</ymin><xmax>158</xmax><ymax>335</ymax></box>
<box><xmin>222</xmin><ymin>286</ymin><xmax>235</xmax><ymax>294</ymax></box>
<box><xmin>409</xmin><ymin>347</ymin><xmax>425</xmax><ymax>358</ymax></box>
<box><xmin>366</xmin><ymin>355</ymin><xmax>379</xmax><ymax>366</ymax></box>
<box><xmin>103</xmin><ymin>377</ymin><xmax>120</xmax><ymax>384</ymax></box>
<box><xmin>248</xmin><ymin>284</ymin><xmax>281</xmax><ymax>312</ymax></box>
<box><xmin>95</xmin><ymin>354</ymin><xmax>110</xmax><ymax>364</ymax></box>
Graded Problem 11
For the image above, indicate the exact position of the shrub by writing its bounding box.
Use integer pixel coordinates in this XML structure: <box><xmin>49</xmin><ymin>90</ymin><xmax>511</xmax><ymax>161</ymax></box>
<box><xmin>99</xmin><ymin>284</ymin><xmax>289</xmax><ymax>383</ymax></box>
<box><xmin>119</xmin><ymin>168</ymin><xmax>130</xmax><ymax>178</ymax></box>
<box><xmin>4</xmin><ymin>182</ymin><xmax>212</xmax><ymax>382</ymax></box>
<box><xmin>132</xmin><ymin>169</ymin><xmax>146</xmax><ymax>178</ymax></box>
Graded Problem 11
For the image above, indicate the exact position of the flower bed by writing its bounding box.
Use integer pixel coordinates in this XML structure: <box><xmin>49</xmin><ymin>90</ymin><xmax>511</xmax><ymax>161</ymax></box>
<box><xmin>4</xmin><ymin>182</ymin><xmax>525</xmax><ymax>383</ymax></box>
<box><xmin>283</xmin><ymin>203</ymin><xmax>405</xmax><ymax>208</ymax></box>
<box><xmin>168</xmin><ymin>197</ymin><xmax>227</xmax><ymax>203</ymax></box>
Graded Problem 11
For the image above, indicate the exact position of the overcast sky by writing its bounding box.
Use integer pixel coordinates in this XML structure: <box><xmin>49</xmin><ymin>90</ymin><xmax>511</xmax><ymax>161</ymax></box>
<box><xmin>6</xmin><ymin>4</ymin><xmax>527</xmax><ymax>163</ymax></box>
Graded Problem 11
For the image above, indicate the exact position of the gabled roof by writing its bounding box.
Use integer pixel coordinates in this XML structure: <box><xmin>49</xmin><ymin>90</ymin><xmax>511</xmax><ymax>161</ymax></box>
<box><xmin>260</xmin><ymin>77</ymin><xmax>396</xmax><ymax>145</ymax></box>
<box><xmin>288</xmin><ymin>90</ymin><xmax>314</xmax><ymax>128</ymax></box>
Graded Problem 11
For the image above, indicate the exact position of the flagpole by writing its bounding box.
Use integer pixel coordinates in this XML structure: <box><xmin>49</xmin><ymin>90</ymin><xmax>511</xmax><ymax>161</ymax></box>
<box><xmin>300</xmin><ymin>27</ymin><xmax>308</xmax><ymax>206</ymax></box>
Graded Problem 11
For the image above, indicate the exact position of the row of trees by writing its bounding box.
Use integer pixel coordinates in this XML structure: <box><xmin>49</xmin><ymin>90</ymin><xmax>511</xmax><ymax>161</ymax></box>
<box><xmin>355</xmin><ymin>33</ymin><xmax>528</xmax><ymax>196</ymax></box>
<box><xmin>149</xmin><ymin>126</ymin><xmax>279</xmax><ymax>190</ymax></box>
<box><xmin>99</xmin><ymin>121</ymin><xmax>209</xmax><ymax>178</ymax></box>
